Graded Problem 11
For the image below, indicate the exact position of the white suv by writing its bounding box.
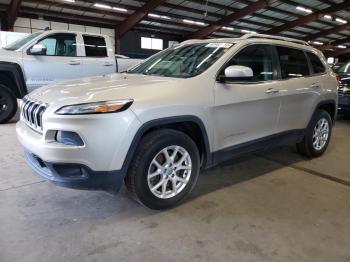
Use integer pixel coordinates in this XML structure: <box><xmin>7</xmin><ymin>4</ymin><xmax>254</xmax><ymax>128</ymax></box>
<box><xmin>16</xmin><ymin>34</ymin><xmax>338</xmax><ymax>209</ymax></box>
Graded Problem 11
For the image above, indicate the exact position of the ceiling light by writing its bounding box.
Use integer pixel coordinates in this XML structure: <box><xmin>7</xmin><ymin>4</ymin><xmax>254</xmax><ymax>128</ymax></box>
<box><xmin>241</xmin><ymin>29</ymin><xmax>257</xmax><ymax>34</ymax></box>
<box><xmin>148</xmin><ymin>13</ymin><xmax>171</xmax><ymax>20</ymax></box>
<box><xmin>183</xmin><ymin>19</ymin><xmax>206</xmax><ymax>26</ymax></box>
<box><xmin>337</xmin><ymin>45</ymin><xmax>347</xmax><ymax>49</ymax></box>
<box><xmin>296</xmin><ymin>6</ymin><xmax>313</xmax><ymax>14</ymax></box>
<box><xmin>63</xmin><ymin>0</ymin><xmax>75</xmax><ymax>2</ymax></box>
<box><xmin>222</xmin><ymin>26</ymin><xmax>234</xmax><ymax>31</ymax></box>
<box><xmin>336</xmin><ymin>18</ymin><xmax>347</xmax><ymax>24</ymax></box>
<box><xmin>313</xmin><ymin>41</ymin><xmax>324</xmax><ymax>46</ymax></box>
<box><xmin>94</xmin><ymin>3</ymin><xmax>112</xmax><ymax>9</ymax></box>
<box><xmin>112</xmin><ymin>7</ymin><xmax>128</xmax><ymax>12</ymax></box>
<box><xmin>324</xmin><ymin>15</ymin><xmax>332</xmax><ymax>20</ymax></box>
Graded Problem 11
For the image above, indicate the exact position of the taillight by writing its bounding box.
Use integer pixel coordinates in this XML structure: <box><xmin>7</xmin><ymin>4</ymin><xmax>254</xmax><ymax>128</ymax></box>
<box><xmin>336</xmin><ymin>74</ymin><xmax>341</xmax><ymax>83</ymax></box>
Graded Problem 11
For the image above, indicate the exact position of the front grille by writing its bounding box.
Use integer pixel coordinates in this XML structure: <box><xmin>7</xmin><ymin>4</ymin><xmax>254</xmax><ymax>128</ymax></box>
<box><xmin>338</xmin><ymin>82</ymin><xmax>350</xmax><ymax>94</ymax></box>
<box><xmin>21</xmin><ymin>96</ymin><xmax>48</xmax><ymax>133</ymax></box>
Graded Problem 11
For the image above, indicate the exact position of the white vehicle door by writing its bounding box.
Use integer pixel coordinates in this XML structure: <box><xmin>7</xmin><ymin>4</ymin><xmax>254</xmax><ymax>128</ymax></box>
<box><xmin>213</xmin><ymin>44</ymin><xmax>280</xmax><ymax>152</ymax></box>
<box><xmin>81</xmin><ymin>35</ymin><xmax>116</xmax><ymax>77</ymax></box>
<box><xmin>22</xmin><ymin>33</ymin><xmax>83</xmax><ymax>92</ymax></box>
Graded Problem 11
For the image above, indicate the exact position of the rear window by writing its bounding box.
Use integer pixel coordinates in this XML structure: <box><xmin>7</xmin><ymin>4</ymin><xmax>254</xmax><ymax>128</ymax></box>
<box><xmin>307</xmin><ymin>52</ymin><xmax>326</xmax><ymax>74</ymax></box>
<box><xmin>83</xmin><ymin>35</ymin><xmax>107</xmax><ymax>57</ymax></box>
<box><xmin>277</xmin><ymin>46</ymin><xmax>310</xmax><ymax>79</ymax></box>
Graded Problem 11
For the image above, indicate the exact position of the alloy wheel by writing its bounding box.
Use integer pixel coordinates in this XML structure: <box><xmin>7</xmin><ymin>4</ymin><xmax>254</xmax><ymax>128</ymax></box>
<box><xmin>312</xmin><ymin>118</ymin><xmax>329</xmax><ymax>151</ymax></box>
<box><xmin>147</xmin><ymin>145</ymin><xmax>192</xmax><ymax>199</ymax></box>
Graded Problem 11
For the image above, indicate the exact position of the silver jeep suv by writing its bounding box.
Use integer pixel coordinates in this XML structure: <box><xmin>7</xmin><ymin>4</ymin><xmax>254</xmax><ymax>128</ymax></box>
<box><xmin>16</xmin><ymin>34</ymin><xmax>338</xmax><ymax>209</ymax></box>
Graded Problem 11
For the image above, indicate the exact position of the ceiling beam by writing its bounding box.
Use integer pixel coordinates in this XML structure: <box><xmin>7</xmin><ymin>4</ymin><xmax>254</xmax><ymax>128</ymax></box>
<box><xmin>115</xmin><ymin>0</ymin><xmax>166</xmax><ymax>39</ymax></box>
<box><xmin>188</xmin><ymin>0</ymin><xmax>278</xmax><ymax>39</ymax></box>
<box><xmin>266</xmin><ymin>1</ymin><xmax>350</xmax><ymax>34</ymax></box>
<box><xmin>306</xmin><ymin>23</ymin><xmax>350</xmax><ymax>41</ymax></box>
<box><xmin>4</xmin><ymin>0</ymin><xmax>23</xmax><ymax>30</ymax></box>
<box><xmin>325</xmin><ymin>48</ymin><xmax>350</xmax><ymax>58</ymax></box>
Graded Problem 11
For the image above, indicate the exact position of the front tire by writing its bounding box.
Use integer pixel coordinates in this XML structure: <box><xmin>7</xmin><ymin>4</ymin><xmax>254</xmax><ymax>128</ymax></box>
<box><xmin>296</xmin><ymin>109</ymin><xmax>332</xmax><ymax>157</ymax></box>
<box><xmin>125</xmin><ymin>129</ymin><xmax>200</xmax><ymax>210</ymax></box>
<box><xmin>0</xmin><ymin>84</ymin><xmax>17</xmax><ymax>124</ymax></box>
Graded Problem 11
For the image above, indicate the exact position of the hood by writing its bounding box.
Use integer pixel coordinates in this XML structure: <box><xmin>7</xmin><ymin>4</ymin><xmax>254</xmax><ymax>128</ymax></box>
<box><xmin>29</xmin><ymin>73</ymin><xmax>180</xmax><ymax>107</ymax></box>
<box><xmin>0</xmin><ymin>48</ymin><xmax>22</xmax><ymax>62</ymax></box>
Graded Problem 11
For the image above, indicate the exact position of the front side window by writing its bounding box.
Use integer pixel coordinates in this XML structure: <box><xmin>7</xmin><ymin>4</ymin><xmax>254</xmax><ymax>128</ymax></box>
<box><xmin>307</xmin><ymin>52</ymin><xmax>326</xmax><ymax>74</ymax></box>
<box><xmin>226</xmin><ymin>44</ymin><xmax>274</xmax><ymax>81</ymax></box>
<box><xmin>83</xmin><ymin>35</ymin><xmax>107</xmax><ymax>57</ymax></box>
<box><xmin>277</xmin><ymin>46</ymin><xmax>310</xmax><ymax>79</ymax></box>
<box><xmin>127</xmin><ymin>42</ymin><xmax>234</xmax><ymax>78</ymax></box>
<box><xmin>37</xmin><ymin>33</ymin><xmax>77</xmax><ymax>56</ymax></box>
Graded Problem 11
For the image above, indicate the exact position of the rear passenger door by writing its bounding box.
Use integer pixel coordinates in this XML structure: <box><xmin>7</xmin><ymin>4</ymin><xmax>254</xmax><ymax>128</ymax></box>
<box><xmin>275</xmin><ymin>46</ymin><xmax>322</xmax><ymax>132</ymax></box>
<box><xmin>81</xmin><ymin>35</ymin><xmax>115</xmax><ymax>77</ymax></box>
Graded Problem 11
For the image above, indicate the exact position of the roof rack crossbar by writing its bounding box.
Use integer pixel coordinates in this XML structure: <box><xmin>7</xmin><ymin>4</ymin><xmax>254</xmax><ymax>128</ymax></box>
<box><xmin>240</xmin><ymin>34</ymin><xmax>310</xmax><ymax>46</ymax></box>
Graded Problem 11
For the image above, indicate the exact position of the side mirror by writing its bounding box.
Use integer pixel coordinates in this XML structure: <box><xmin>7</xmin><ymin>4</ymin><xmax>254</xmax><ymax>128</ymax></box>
<box><xmin>219</xmin><ymin>65</ymin><xmax>253</xmax><ymax>82</ymax></box>
<box><xmin>28</xmin><ymin>44</ymin><xmax>47</xmax><ymax>55</ymax></box>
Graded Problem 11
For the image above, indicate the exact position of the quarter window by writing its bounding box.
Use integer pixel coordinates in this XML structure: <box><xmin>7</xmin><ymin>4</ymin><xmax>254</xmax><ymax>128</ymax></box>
<box><xmin>37</xmin><ymin>33</ymin><xmax>77</xmax><ymax>56</ymax></box>
<box><xmin>83</xmin><ymin>35</ymin><xmax>108</xmax><ymax>57</ymax></box>
<box><xmin>277</xmin><ymin>46</ymin><xmax>310</xmax><ymax>79</ymax></box>
<box><xmin>227</xmin><ymin>44</ymin><xmax>274</xmax><ymax>81</ymax></box>
<box><xmin>307</xmin><ymin>52</ymin><xmax>326</xmax><ymax>74</ymax></box>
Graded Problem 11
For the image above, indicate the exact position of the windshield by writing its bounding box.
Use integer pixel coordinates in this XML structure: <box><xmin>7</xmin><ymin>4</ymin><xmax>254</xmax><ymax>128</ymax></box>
<box><xmin>127</xmin><ymin>42</ymin><xmax>234</xmax><ymax>78</ymax></box>
<box><xmin>338</xmin><ymin>62</ymin><xmax>350</xmax><ymax>75</ymax></box>
<box><xmin>4</xmin><ymin>32</ymin><xmax>42</xmax><ymax>51</ymax></box>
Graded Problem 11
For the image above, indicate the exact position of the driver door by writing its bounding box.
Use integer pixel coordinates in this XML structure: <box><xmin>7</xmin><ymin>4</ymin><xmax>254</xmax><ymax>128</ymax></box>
<box><xmin>22</xmin><ymin>33</ymin><xmax>82</xmax><ymax>92</ymax></box>
<box><xmin>213</xmin><ymin>44</ymin><xmax>281</xmax><ymax>152</ymax></box>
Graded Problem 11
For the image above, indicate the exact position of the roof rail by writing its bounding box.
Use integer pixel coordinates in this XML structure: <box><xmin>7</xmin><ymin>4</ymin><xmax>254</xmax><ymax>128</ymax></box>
<box><xmin>240</xmin><ymin>34</ymin><xmax>310</xmax><ymax>46</ymax></box>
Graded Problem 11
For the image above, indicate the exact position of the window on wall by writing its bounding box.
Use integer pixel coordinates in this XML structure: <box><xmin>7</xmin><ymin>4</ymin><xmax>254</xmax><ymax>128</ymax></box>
<box><xmin>83</xmin><ymin>35</ymin><xmax>108</xmax><ymax>57</ymax></box>
<box><xmin>141</xmin><ymin>37</ymin><xmax>163</xmax><ymax>50</ymax></box>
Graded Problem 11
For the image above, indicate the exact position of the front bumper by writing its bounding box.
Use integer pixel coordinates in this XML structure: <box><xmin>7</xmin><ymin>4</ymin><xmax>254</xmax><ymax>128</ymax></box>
<box><xmin>25</xmin><ymin>150</ymin><xmax>124</xmax><ymax>191</ymax></box>
<box><xmin>16</xmin><ymin>109</ymin><xmax>142</xmax><ymax>190</ymax></box>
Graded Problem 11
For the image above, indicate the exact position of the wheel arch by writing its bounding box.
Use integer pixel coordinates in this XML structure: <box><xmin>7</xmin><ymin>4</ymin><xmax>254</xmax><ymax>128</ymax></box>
<box><xmin>315</xmin><ymin>99</ymin><xmax>337</xmax><ymax>124</ymax></box>
<box><xmin>121</xmin><ymin>116</ymin><xmax>212</xmax><ymax>174</ymax></box>
<box><xmin>0</xmin><ymin>62</ymin><xmax>27</xmax><ymax>98</ymax></box>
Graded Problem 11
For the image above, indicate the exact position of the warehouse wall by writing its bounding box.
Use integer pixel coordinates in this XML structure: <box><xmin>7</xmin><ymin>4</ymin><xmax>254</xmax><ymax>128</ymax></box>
<box><xmin>120</xmin><ymin>30</ymin><xmax>182</xmax><ymax>58</ymax></box>
<box><xmin>13</xmin><ymin>17</ymin><xmax>115</xmax><ymax>51</ymax></box>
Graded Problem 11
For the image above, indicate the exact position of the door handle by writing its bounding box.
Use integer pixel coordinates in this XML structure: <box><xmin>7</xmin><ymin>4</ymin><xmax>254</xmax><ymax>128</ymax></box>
<box><xmin>265</xmin><ymin>88</ymin><xmax>279</xmax><ymax>94</ymax></box>
<box><xmin>311</xmin><ymin>83</ymin><xmax>320</xmax><ymax>89</ymax></box>
<box><xmin>104</xmin><ymin>62</ymin><xmax>113</xmax><ymax>67</ymax></box>
<box><xmin>68</xmin><ymin>61</ymin><xmax>80</xmax><ymax>65</ymax></box>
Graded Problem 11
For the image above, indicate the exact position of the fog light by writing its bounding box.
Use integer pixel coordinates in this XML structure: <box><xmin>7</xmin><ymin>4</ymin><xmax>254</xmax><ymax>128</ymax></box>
<box><xmin>56</xmin><ymin>131</ymin><xmax>84</xmax><ymax>146</ymax></box>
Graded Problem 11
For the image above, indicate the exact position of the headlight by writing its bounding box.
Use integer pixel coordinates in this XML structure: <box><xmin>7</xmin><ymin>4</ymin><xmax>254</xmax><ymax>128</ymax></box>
<box><xmin>55</xmin><ymin>99</ymin><xmax>133</xmax><ymax>115</ymax></box>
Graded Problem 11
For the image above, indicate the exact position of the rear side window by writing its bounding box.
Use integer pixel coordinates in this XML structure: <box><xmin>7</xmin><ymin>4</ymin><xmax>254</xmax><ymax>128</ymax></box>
<box><xmin>83</xmin><ymin>35</ymin><xmax>107</xmax><ymax>57</ymax></box>
<box><xmin>277</xmin><ymin>46</ymin><xmax>310</xmax><ymax>79</ymax></box>
<box><xmin>227</xmin><ymin>44</ymin><xmax>274</xmax><ymax>81</ymax></box>
<box><xmin>307</xmin><ymin>52</ymin><xmax>326</xmax><ymax>74</ymax></box>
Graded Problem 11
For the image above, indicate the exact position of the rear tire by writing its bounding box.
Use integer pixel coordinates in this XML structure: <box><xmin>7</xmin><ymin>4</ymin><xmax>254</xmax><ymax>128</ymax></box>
<box><xmin>0</xmin><ymin>84</ymin><xmax>17</xmax><ymax>124</ymax></box>
<box><xmin>296</xmin><ymin>109</ymin><xmax>332</xmax><ymax>157</ymax></box>
<box><xmin>125</xmin><ymin>129</ymin><xmax>200</xmax><ymax>210</ymax></box>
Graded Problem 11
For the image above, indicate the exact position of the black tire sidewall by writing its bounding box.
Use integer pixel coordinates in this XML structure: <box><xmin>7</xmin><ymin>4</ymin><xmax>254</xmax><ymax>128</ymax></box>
<box><xmin>133</xmin><ymin>131</ymin><xmax>200</xmax><ymax>210</ymax></box>
<box><xmin>305</xmin><ymin>110</ymin><xmax>332</xmax><ymax>157</ymax></box>
<box><xmin>0</xmin><ymin>84</ymin><xmax>17</xmax><ymax>123</ymax></box>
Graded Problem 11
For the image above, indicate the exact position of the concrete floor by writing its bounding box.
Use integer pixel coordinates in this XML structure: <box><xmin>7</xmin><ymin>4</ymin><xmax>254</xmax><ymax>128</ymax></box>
<box><xmin>1</xmin><ymin>115</ymin><xmax>350</xmax><ymax>262</ymax></box>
